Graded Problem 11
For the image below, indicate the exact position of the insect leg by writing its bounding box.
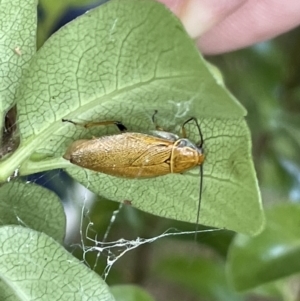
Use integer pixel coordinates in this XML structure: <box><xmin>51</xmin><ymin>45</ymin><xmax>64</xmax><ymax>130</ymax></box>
<box><xmin>151</xmin><ymin>110</ymin><xmax>164</xmax><ymax>131</ymax></box>
<box><xmin>62</xmin><ymin>119</ymin><xmax>127</xmax><ymax>132</ymax></box>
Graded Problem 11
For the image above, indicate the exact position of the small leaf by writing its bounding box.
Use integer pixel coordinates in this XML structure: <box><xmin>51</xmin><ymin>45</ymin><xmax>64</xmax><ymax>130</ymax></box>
<box><xmin>0</xmin><ymin>181</ymin><xmax>66</xmax><ymax>242</ymax></box>
<box><xmin>0</xmin><ymin>0</ymin><xmax>37</xmax><ymax>116</ymax></box>
<box><xmin>0</xmin><ymin>226</ymin><xmax>115</xmax><ymax>301</ymax></box>
<box><xmin>111</xmin><ymin>285</ymin><xmax>155</xmax><ymax>301</ymax></box>
<box><xmin>0</xmin><ymin>0</ymin><xmax>263</xmax><ymax>235</ymax></box>
<box><xmin>227</xmin><ymin>203</ymin><xmax>300</xmax><ymax>291</ymax></box>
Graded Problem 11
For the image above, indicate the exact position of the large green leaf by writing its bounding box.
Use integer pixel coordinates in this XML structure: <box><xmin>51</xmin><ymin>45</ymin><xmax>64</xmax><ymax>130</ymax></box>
<box><xmin>0</xmin><ymin>181</ymin><xmax>65</xmax><ymax>242</ymax></box>
<box><xmin>227</xmin><ymin>203</ymin><xmax>300</xmax><ymax>291</ymax></box>
<box><xmin>0</xmin><ymin>0</ymin><xmax>36</xmax><ymax>120</ymax></box>
<box><xmin>0</xmin><ymin>0</ymin><xmax>263</xmax><ymax>234</ymax></box>
<box><xmin>0</xmin><ymin>225</ymin><xmax>115</xmax><ymax>301</ymax></box>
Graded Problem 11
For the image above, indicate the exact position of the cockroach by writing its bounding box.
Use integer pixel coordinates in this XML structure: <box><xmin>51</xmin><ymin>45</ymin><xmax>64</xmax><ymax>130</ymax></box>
<box><xmin>62</xmin><ymin>111</ymin><xmax>204</xmax><ymax>227</ymax></box>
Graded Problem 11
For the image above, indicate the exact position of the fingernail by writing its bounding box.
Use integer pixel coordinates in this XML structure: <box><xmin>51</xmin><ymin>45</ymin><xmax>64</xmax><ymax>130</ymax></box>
<box><xmin>178</xmin><ymin>0</ymin><xmax>246</xmax><ymax>38</ymax></box>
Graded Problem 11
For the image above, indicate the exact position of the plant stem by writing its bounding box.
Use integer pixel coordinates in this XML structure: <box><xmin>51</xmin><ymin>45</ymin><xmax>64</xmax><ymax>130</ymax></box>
<box><xmin>19</xmin><ymin>157</ymin><xmax>71</xmax><ymax>176</ymax></box>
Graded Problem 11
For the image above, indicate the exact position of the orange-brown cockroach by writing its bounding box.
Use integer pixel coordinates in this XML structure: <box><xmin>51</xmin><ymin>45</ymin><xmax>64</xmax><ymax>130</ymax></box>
<box><xmin>62</xmin><ymin>111</ymin><xmax>205</xmax><ymax>225</ymax></box>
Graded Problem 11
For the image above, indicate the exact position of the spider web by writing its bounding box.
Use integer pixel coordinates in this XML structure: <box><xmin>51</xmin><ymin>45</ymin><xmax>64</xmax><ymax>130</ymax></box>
<box><xmin>20</xmin><ymin>167</ymin><xmax>222</xmax><ymax>280</ymax></box>
<box><xmin>58</xmin><ymin>173</ymin><xmax>226</xmax><ymax>280</ymax></box>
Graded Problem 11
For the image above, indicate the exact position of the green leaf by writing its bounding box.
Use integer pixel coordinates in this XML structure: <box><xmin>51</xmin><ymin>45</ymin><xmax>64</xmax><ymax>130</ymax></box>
<box><xmin>227</xmin><ymin>203</ymin><xmax>300</xmax><ymax>291</ymax></box>
<box><xmin>156</xmin><ymin>256</ymin><xmax>244</xmax><ymax>301</ymax></box>
<box><xmin>0</xmin><ymin>225</ymin><xmax>115</xmax><ymax>301</ymax></box>
<box><xmin>111</xmin><ymin>285</ymin><xmax>155</xmax><ymax>301</ymax></box>
<box><xmin>0</xmin><ymin>0</ymin><xmax>37</xmax><ymax>118</ymax></box>
<box><xmin>0</xmin><ymin>0</ymin><xmax>263</xmax><ymax>235</ymax></box>
<box><xmin>0</xmin><ymin>181</ymin><xmax>66</xmax><ymax>242</ymax></box>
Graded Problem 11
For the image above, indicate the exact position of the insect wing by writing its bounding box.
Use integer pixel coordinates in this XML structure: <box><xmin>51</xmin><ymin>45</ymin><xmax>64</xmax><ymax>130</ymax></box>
<box><xmin>65</xmin><ymin>133</ymin><xmax>174</xmax><ymax>178</ymax></box>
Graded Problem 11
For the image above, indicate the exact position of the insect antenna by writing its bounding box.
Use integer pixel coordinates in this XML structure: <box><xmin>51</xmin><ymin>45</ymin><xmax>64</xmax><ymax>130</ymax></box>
<box><xmin>196</xmin><ymin>161</ymin><xmax>204</xmax><ymax>239</ymax></box>
<box><xmin>182</xmin><ymin>117</ymin><xmax>204</xmax><ymax>241</ymax></box>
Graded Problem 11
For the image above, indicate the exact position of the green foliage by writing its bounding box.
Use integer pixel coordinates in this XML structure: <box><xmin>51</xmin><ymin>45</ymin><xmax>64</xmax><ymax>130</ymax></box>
<box><xmin>0</xmin><ymin>226</ymin><xmax>114</xmax><ymax>300</ymax></box>
<box><xmin>0</xmin><ymin>0</ymin><xmax>36</xmax><ymax>132</ymax></box>
<box><xmin>111</xmin><ymin>285</ymin><xmax>155</xmax><ymax>301</ymax></box>
<box><xmin>0</xmin><ymin>181</ymin><xmax>66</xmax><ymax>242</ymax></box>
<box><xmin>156</xmin><ymin>256</ymin><xmax>243</xmax><ymax>301</ymax></box>
<box><xmin>227</xmin><ymin>203</ymin><xmax>300</xmax><ymax>291</ymax></box>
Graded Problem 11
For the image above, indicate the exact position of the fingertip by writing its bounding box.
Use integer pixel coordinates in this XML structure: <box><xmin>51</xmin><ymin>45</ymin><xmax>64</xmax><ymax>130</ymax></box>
<box><xmin>157</xmin><ymin>0</ymin><xmax>246</xmax><ymax>38</ymax></box>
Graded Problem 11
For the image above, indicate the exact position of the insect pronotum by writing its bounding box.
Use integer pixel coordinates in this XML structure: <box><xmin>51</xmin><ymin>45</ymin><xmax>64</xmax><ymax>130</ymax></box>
<box><xmin>62</xmin><ymin>111</ymin><xmax>204</xmax><ymax>230</ymax></box>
